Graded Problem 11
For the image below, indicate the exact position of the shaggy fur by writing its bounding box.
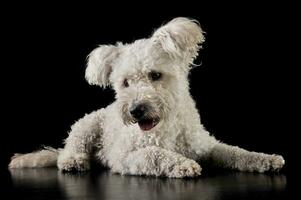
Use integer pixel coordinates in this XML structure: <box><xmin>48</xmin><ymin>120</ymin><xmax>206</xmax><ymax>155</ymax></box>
<box><xmin>9</xmin><ymin>17</ymin><xmax>285</xmax><ymax>178</ymax></box>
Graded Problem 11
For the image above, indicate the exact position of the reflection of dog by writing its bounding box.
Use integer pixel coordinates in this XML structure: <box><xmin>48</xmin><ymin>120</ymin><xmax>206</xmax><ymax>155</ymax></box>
<box><xmin>9</xmin><ymin>18</ymin><xmax>284</xmax><ymax>178</ymax></box>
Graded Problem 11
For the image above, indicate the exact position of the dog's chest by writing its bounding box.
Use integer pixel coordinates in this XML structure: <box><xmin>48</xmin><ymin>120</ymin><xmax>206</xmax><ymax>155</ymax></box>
<box><xmin>116</xmin><ymin>126</ymin><xmax>195</xmax><ymax>156</ymax></box>
<box><xmin>101</xmin><ymin>105</ymin><xmax>199</xmax><ymax>159</ymax></box>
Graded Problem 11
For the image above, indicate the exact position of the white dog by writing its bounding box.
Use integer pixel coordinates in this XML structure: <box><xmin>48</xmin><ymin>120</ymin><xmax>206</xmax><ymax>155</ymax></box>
<box><xmin>9</xmin><ymin>18</ymin><xmax>285</xmax><ymax>178</ymax></box>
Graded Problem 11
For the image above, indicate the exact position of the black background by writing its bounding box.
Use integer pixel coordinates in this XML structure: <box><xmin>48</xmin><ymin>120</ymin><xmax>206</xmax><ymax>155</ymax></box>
<box><xmin>0</xmin><ymin>2</ymin><xmax>294</xmax><ymax>180</ymax></box>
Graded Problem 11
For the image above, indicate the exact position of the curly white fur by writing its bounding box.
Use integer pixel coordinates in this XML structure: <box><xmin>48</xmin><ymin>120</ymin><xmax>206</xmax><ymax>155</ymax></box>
<box><xmin>9</xmin><ymin>17</ymin><xmax>285</xmax><ymax>178</ymax></box>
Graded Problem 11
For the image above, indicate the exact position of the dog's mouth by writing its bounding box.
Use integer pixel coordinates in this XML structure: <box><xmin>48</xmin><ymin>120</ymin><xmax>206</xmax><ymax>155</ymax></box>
<box><xmin>137</xmin><ymin>118</ymin><xmax>160</xmax><ymax>131</ymax></box>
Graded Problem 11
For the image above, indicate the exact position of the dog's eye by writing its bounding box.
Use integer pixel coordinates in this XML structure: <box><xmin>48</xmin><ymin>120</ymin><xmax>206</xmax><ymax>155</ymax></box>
<box><xmin>149</xmin><ymin>71</ymin><xmax>162</xmax><ymax>81</ymax></box>
<box><xmin>123</xmin><ymin>79</ymin><xmax>129</xmax><ymax>87</ymax></box>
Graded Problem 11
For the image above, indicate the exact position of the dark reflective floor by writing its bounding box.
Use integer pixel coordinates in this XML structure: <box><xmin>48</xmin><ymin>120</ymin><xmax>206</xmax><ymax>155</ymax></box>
<box><xmin>1</xmin><ymin>168</ymin><xmax>288</xmax><ymax>200</ymax></box>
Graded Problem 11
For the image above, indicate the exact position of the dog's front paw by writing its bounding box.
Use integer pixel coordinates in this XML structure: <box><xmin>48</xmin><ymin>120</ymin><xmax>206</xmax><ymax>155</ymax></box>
<box><xmin>169</xmin><ymin>159</ymin><xmax>202</xmax><ymax>178</ymax></box>
<box><xmin>267</xmin><ymin>154</ymin><xmax>285</xmax><ymax>172</ymax></box>
<box><xmin>57</xmin><ymin>153</ymin><xmax>90</xmax><ymax>172</ymax></box>
<box><xmin>253</xmin><ymin>154</ymin><xmax>285</xmax><ymax>173</ymax></box>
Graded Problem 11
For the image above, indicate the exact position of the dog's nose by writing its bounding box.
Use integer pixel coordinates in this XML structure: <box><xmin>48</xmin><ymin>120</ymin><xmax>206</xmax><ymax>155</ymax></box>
<box><xmin>130</xmin><ymin>104</ymin><xmax>147</xmax><ymax>120</ymax></box>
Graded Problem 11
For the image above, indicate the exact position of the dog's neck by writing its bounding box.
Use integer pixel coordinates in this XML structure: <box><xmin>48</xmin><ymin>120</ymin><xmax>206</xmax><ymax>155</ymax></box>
<box><xmin>165</xmin><ymin>87</ymin><xmax>201</xmax><ymax>131</ymax></box>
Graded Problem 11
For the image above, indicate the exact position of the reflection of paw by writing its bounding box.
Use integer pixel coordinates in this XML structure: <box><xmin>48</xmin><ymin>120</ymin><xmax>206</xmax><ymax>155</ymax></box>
<box><xmin>267</xmin><ymin>154</ymin><xmax>285</xmax><ymax>172</ymax></box>
<box><xmin>57</xmin><ymin>153</ymin><xmax>90</xmax><ymax>172</ymax></box>
<box><xmin>169</xmin><ymin>159</ymin><xmax>202</xmax><ymax>178</ymax></box>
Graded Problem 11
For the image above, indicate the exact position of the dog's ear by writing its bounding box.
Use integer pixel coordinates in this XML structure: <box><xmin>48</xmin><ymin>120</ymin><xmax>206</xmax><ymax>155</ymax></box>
<box><xmin>85</xmin><ymin>45</ymin><xmax>119</xmax><ymax>87</ymax></box>
<box><xmin>151</xmin><ymin>17</ymin><xmax>205</xmax><ymax>66</ymax></box>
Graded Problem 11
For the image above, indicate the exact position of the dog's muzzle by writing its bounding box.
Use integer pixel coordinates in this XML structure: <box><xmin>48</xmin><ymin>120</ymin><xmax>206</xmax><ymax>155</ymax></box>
<box><xmin>130</xmin><ymin>104</ymin><xmax>147</xmax><ymax>120</ymax></box>
<box><xmin>130</xmin><ymin>103</ymin><xmax>160</xmax><ymax>131</ymax></box>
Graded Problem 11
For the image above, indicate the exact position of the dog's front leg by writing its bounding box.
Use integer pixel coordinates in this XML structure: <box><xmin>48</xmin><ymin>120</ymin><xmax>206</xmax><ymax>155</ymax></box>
<box><xmin>113</xmin><ymin>146</ymin><xmax>201</xmax><ymax>178</ymax></box>
<box><xmin>208</xmin><ymin>143</ymin><xmax>285</xmax><ymax>172</ymax></box>
<box><xmin>57</xmin><ymin>109</ymin><xmax>105</xmax><ymax>172</ymax></box>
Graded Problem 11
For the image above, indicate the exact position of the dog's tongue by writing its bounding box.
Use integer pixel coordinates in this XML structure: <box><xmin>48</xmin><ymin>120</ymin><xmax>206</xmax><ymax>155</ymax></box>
<box><xmin>138</xmin><ymin>119</ymin><xmax>155</xmax><ymax>131</ymax></box>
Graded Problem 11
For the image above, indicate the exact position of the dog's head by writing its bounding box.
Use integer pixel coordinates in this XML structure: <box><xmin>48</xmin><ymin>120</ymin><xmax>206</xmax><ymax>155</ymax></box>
<box><xmin>85</xmin><ymin>17</ymin><xmax>205</xmax><ymax>132</ymax></box>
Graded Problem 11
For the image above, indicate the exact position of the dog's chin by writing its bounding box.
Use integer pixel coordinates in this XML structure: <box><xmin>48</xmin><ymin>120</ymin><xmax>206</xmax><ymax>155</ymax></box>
<box><xmin>137</xmin><ymin>118</ymin><xmax>160</xmax><ymax>132</ymax></box>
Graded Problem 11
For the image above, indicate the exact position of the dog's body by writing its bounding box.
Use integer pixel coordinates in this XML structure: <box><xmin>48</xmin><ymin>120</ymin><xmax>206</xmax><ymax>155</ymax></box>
<box><xmin>9</xmin><ymin>18</ymin><xmax>284</xmax><ymax>178</ymax></box>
